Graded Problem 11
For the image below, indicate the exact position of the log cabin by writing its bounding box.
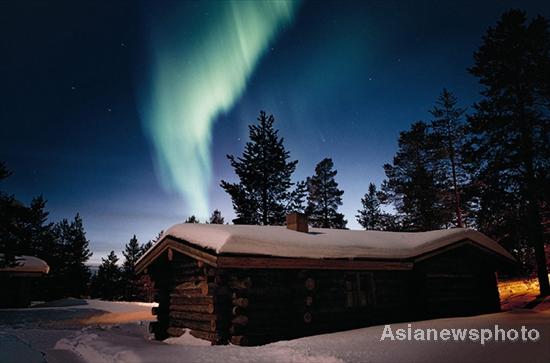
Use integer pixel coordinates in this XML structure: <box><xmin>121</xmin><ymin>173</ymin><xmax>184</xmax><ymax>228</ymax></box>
<box><xmin>0</xmin><ymin>255</ymin><xmax>50</xmax><ymax>308</ymax></box>
<box><xmin>135</xmin><ymin>213</ymin><xmax>515</xmax><ymax>346</ymax></box>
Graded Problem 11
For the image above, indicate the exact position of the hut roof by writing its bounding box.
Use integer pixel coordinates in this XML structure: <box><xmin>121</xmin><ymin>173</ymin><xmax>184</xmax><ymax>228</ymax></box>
<box><xmin>0</xmin><ymin>255</ymin><xmax>50</xmax><ymax>274</ymax></box>
<box><xmin>137</xmin><ymin>224</ymin><xmax>514</xmax><ymax>270</ymax></box>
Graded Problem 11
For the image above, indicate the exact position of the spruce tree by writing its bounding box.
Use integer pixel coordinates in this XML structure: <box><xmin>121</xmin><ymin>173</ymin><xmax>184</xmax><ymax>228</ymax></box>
<box><xmin>221</xmin><ymin>111</ymin><xmax>298</xmax><ymax>225</ymax></box>
<box><xmin>287</xmin><ymin>180</ymin><xmax>308</xmax><ymax>214</ymax></box>
<box><xmin>429</xmin><ymin>89</ymin><xmax>468</xmax><ymax>227</ymax></box>
<box><xmin>356</xmin><ymin>183</ymin><xmax>396</xmax><ymax>230</ymax></box>
<box><xmin>382</xmin><ymin>121</ymin><xmax>449</xmax><ymax>231</ymax></box>
<box><xmin>53</xmin><ymin>214</ymin><xmax>92</xmax><ymax>297</ymax></box>
<box><xmin>0</xmin><ymin>162</ymin><xmax>26</xmax><ymax>267</ymax></box>
<box><xmin>306</xmin><ymin>158</ymin><xmax>347</xmax><ymax>229</ymax></box>
<box><xmin>466</xmin><ymin>9</ymin><xmax>550</xmax><ymax>295</ymax></box>
<box><xmin>142</xmin><ymin>230</ymin><xmax>163</xmax><ymax>254</ymax></box>
<box><xmin>209</xmin><ymin>209</ymin><xmax>225</xmax><ymax>224</ymax></box>
<box><xmin>122</xmin><ymin>235</ymin><xmax>142</xmax><ymax>300</ymax></box>
<box><xmin>184</xmin><ymin>215</ymin><xmax>199</xmax><ymax>223</ymax></box>
<box><xmin>93</xmin><ymin>251</ymin><xmax>122</xmax><ymax>300</ymax></box>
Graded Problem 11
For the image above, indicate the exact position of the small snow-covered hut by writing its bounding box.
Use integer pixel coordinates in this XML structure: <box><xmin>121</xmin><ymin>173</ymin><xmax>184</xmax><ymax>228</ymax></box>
<box><xmin>0</xmin><ymin>255</ymin><xmax>50</xmax><ymax>308</ymax></box>
<box><xmin>136</xmin><ymin>213</ymin><xmax>514</xmax><ymax>346</ymax></box>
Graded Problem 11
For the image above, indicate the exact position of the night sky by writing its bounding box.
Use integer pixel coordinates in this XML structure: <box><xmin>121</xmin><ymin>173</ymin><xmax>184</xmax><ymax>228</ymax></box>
<box><xmin>2</xmin><ymin>0</ymin><xmax>549</xmax><ymax>264</ymax></box>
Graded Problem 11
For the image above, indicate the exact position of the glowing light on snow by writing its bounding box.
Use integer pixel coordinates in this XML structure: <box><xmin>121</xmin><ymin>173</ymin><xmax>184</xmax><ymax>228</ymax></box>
<box><xmin>143</xmin><ymin>1</ymin><xmax>300</xmax><ymax>218</ymax></box>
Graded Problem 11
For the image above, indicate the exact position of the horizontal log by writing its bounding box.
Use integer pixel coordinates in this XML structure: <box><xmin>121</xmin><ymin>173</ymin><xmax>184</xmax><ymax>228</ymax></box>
<box><xmin>170</xmin><ymin>303</ymin><xmax>215</xmax><ymax>314</ymax></box>
<box><xmin>169</xmin><ymin>318</ymin><xmax>217</xmax><ymax>332</ymax></box>
<box><xmin>232</xmin><ymin>297</ymin><xmax>249</xmax><ymax>308</ymax></box>
<box><xmin>168</xmin><ymin>295</ymin><xmax>215</xmax><ymax>305</ymax></box>
<box><xmin>217</xmin><ymin>256</ymin><xmax>413</xmax><ymax>271</ymax></box>
<box><xmin>204</xmin><ymin>266</ymin><xmax>216</xmax><ymax>276</ymax></box>
<box><xmin>171</xmin><ymin>288</ymin><xmax>204</xmax><ymax>297</ymax></box>
<box><xmin>231</xmin><ymin>287</ymin><xmax>293</xmax><ymax>300</ymax></box>
<box><xmin>166</xmin><ymin>327</ymin><xmax>223</xmax><ymax>344</ymax></box>
<box><xmin>231</xmin><ymin>315</ymin><xmax>249</xmax><ymax>326</ymax></box>
<box><xmin>227</xmin><ymin>277</ymin><xmax>252</xmax><ymax>290</ymax></box>
<box><xmin>175</xmin><ymin>281</ymin><xmax>207</xmax><ymax>291</ymax></box>
<box><xmin>173</xmin><ymin>274</ymin><xmax>206</xmax><ymax>284</ymax></box>
<box><xmin>189</xmin><ymin>329</ymin><xmax>225</xmax><ymax>344</ymax></box>
<box><xmin>169</xmin><ymin>310</ymin><xmax>217</xmax><ymax>322</ymax></box>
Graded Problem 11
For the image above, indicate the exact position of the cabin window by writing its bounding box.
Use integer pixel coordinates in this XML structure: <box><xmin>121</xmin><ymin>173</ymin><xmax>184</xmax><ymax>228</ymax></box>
<box><xmin>345</xmin><ymin>273</ymin><xmax>370</xmax><ymax>308</ymax></box>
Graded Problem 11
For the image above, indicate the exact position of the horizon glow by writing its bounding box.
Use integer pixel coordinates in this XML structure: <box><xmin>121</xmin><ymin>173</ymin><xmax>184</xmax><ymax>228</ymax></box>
<box><xmin>143</xmin><ymin>1</ymin><xmax>301</xmax><ymax>218</ymax></box>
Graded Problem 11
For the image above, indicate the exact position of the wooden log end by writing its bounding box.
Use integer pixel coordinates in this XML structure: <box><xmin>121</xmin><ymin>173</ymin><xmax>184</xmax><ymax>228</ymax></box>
<box><xmin>305</xmin><ymin>278</ymin><xmax>316</xmax><ymax>291</ymax></box>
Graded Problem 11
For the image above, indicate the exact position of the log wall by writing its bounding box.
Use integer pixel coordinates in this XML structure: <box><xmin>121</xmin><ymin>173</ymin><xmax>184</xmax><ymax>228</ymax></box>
<box><xmin>148</xmin><ymin>250</ymin><xmax>230</xmax><ymax>344</ymax></box>
<box><xmin>413</xmin><ymin>245</ymin><xmax>501</xmax><ymax>319</ymax></box>
<box><xmin>147</xmin><ymin>243</ymin><xmax>502</xmax><ymax>346</ymax></box>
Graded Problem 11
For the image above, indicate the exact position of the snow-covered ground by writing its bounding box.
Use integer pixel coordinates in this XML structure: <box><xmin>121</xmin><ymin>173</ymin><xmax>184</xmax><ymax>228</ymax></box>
<box><xmin>1</xmin><ymin>298</ymin><xmax>549</xmax><ymax>363</ymax></box>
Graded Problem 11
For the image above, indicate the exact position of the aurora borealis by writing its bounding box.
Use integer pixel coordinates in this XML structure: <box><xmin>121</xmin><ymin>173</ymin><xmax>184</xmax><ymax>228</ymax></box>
<box><xmin>143</xmin><ymin>1</ymin><xmax>300</xmax><ymax>218</ymax></box>
<box><xmin>2</xmin><ymin>0</ymin><xmax>549</xmax><ymax>263</ymax></box>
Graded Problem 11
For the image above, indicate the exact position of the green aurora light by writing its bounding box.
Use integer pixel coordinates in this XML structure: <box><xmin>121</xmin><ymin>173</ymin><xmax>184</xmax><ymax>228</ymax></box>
<box><xmin>144</xmin><ymin>1</ymin><xmax>301</xmax><ymax>218</ymax></box>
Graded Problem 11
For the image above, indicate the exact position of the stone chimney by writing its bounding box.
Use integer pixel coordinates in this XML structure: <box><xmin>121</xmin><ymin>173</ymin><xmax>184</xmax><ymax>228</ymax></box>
<box><xmin>286</xmin><ymin>212</ymin><xmax>308</xmax><ymax>233</ymax></box>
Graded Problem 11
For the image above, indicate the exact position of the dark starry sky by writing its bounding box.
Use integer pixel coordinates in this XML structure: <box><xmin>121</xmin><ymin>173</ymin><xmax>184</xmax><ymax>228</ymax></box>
<box><xmin>1</xmin><ymin>0</ymin><xmax>549</xmax><ymax>263</ymax></box>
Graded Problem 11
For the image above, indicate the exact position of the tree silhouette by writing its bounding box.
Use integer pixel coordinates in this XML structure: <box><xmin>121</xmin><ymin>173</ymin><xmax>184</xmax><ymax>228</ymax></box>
<box><xmin>306</xmin><ymin>158</ymin><xmax>347</xmax><ymax>229</ymax></box>
<box><xmin>208</xmin><ymin>210</ymin><xmax>225</xmax><ymax>224</ymax></box>
<box><xmin>221</xmin><ymin>111</ymin><xmax>298</xmax><ymax>225</ymax></box>
<box><xmin>92</xmin><ymin>251</ymin><xmax>122</xmax><ymax>300</ymax></box>
<box><xmin>430</xmin><ymin>89</ymin><xmax>468</xmax><ymax>227</ymax></box>
<box><xmin>466</xmin><ymin>9</ymin><xmax>550</xmax><ymax>295</ymax></box>
<box><xmin>357</xmin><ymin>183</ymin><xmax>396</xmax><ymax>230</ymax></box>
<box><xmin>382</xmin><ymin>121</ymin><xmax>449</xmax><ymax>231</ymax></box>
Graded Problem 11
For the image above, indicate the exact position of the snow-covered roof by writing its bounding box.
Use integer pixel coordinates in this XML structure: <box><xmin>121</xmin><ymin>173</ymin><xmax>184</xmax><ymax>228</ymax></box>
<box><xmin>149</xmin><ymin>223</ymin><xmax>515</xmax><ymax>261</ymax></box>
<box><xmin>0</xmin><ymin>255</ymin><xmax>50</xmax><ymax>274</ymax></box>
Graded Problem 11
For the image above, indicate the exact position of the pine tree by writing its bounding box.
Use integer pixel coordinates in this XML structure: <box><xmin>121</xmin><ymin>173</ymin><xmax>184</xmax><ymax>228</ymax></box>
<box><xmin>382</xmin><ymin>121</ymin><xmax>449</xmax><ymax>231</ymax></box>
<box><xmin>92</xmin><ymin>251</ymin><xmax>122</xmax><ymax>300</ymax></box>
<box><xmin>287</xmin><ymin>180</ymin><xmax>308</xmax><ymax>214</ymax></box>
<box><xmin>141</xmin><ymin>230</ymin><xmax>163</xmax><ymax>254</ymax></box>
<box><xmin>184</xmin><ymin>215</ymin><xmax>199</xmax><ymax>223</ymax></box>
<box><xmin>122</xmin><ymin>235</ymin><xmax>142</xmax><ymax>300</ymax></box>
<box><xmin>466</xmin><ymin>9</ymin><xmax>550</xmax><ymax>295</ymax></box>
<box><xmin>53</xmin><ymin>214</ymin><xmax>92</xmax><ymax>297</ymax></box>
<box><xmin>208</xmin><ymin>210</ymin><xmax>225</xmax><ymax>224</ymax></box>
<box><xmin>429</xmin><ymin>89</ymin><xmax>468</xmax><ymax>227</ymax></box>
<box><xmin>356</xmin><ymin>183</ymin><xmax>396</xmax><ymax>230</ymax></box>
<box><xmin>0</xmin><ymin>162</ymin><xmax>25</xmax><ymax>267</ymax></box>
<box><xmin>0</xmin><ymin>161</ymin><xmax>10</xmax><ymax>180</ymax></box>
<box><xmin>306</xmin><ymin>158</ymin><xmax>347</xmax><ymax>229</ymax></box>
<box><xmin>25</xmin><ymin>197</ymin><xmax>54</xmax><ymax>256</ymax></box>
<box><xmin>221</xmin><ymin>111</ymin><xmax>298</xmax><ymax>225</ymax></box>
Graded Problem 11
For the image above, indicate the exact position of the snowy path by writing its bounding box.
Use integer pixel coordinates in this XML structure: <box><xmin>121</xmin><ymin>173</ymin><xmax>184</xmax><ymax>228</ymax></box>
<box><xmin>53</xmin><ymin>309</ymin><xmax>550</xmax><ymax>363</ymax></box>
<box><xmin>1</xmin><ymin>299</ymin><xmax>549</xmax><ymax>363</ymax></box>
<box><xmin>0</xmin><ymin>299</ymin><xmax>155</xmax><ymax>363</ymax></box>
